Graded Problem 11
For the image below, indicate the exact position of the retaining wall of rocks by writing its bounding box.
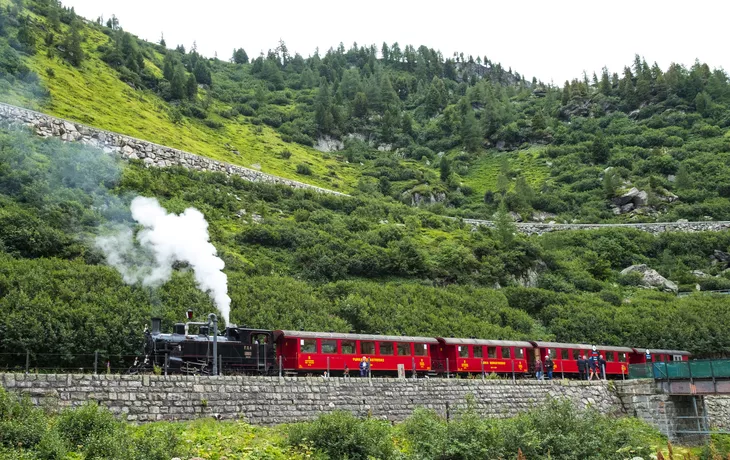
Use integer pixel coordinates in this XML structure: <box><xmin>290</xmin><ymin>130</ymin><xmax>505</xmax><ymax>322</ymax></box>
<box><xmin>0</xmin><ymin>102</ymin><xmax>346</xmax><ymax>196</ymax></box>
<box><xmin>1</xmin><ymin>373</ymin><xmax>619</xmax><ymax>424</ymax></box>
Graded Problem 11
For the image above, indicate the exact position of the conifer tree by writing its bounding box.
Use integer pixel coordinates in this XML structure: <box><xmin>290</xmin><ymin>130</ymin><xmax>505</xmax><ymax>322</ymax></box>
<box><xmin>62</xmin><ymin>19</ymin><xmax>84</xmax><ymax>66</ymax></box>
<box><xmin>186</xmin><ymin>74</ymin><xmax>197</xmax><ymax>99</ymax></box>
<box><xmin>561</xmin><ymin>80</ymin><xmax>571</xmax><ymax>105</ymax></box>
<box><xmin>675</xmin><ymin>164</ymin><xmax>692</xmax><ymax>189</ymax></box>
<box><xmin>314</xmin><ymin>79</ymin><xmax>334</xmax><ymax>134</ymax></box>
<box><xmin>163</xmin><ymin>53</ymin><xmax>175</xmax><ymax>81</ymax></box>
<box><xmin>495</xmin><ymin>201</ymin><xmax>516</xmax><ymax>245</ymax></box>
<box><xmin>193</xmin><ymin>60</ymin><xmax>212</xmax><ymax>86</ymax></box>
<box><xmin>461</xmin><ymin>106</ymin><xmax>481</xmax><ymax>152</ymax></box>
<box><xmin>352</xmin><ymin>92</ymin><xmax>368</xmax><ymax>118</ymax></box>
<box><xmin>170</xmin><ymin>65</ymin><xmax>187</xmax><ymax>100</ymax></box>
<box><xmin>439</xmin><ymin>156</ymin><xmax>451</xmax><ymax>182</ymax></box>
<box><xmin>232</xmin><ymin>48</ymin><xmax>248</xmax><ymax>64</ymax></box>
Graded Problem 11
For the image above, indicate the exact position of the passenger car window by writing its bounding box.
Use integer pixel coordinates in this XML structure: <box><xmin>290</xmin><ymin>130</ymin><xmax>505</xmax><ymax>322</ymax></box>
<box><xmin>605</xmin><ymin>352</ymin><xmax>615</xmax><ymax>362</ymax></box>
<box><xmin>561</xmin><ymin>349</ymin><xmax>569</xmax><ymax>360</ymax></box>
<box><xmin>321</xmin><ymin>340</ymin><xmax>337</xmax><ymax>354</ymax></box>
<box><xmin>301</xmin><ymin>339</ymin><xmax>316</xmax><ymax>353</ymax></box>
<box><xmin>341</xmin><ymin>341</ymin><xmax>355</xmax><ymax>354</ymax></box>
<box><xmin>379</xmin><ymin>342</ymin><xmax>394</xmax><ymax>355</ymax></box>
<box><xmin>414</xmin><ymin>343</ymin><xmax>427</xmax><ymax>356</ymax></box>
<box><xmin>501</xmin><ymin>347</ymin><xmax>511</xmax><ymax>359</ymax></box>
<box><xmin>487</xmin><ymin>347</ymin><xmax>497</xmax><ymax>358</ymax></box>
<box><xmin>516</xmin><ymin>348</ymin><xmax>524</xmax><ymax>359</ymax></box>
<box><xmin>458</xmin><ymin>346</ymin><xmax>469</xmax><ymax>358</ymax></box>
<box><xmin>397</xmin><ymin>343</ymin><xmax>411</xmax><ymax>356</ymax></box>
<box><xmin>619</xmin><ymin>353</ymin><xmax>627</xmax><ymax>362</ymax></box>
<box><xmin>473</xmin><ymin>346</ymin><xmax>483</xmax><ymax>358</ymax></box>
<box><xmin>360</xmin><ymin>341</ymin><xmax>375</xmax><ymax>355</ymax></box>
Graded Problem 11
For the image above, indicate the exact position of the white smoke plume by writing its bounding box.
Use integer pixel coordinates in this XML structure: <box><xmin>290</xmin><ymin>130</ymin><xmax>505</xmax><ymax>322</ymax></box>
<box><xmin>96</xmin><ymin>196</ymin><xmax>231</xmax><ymax>324</ymax></box>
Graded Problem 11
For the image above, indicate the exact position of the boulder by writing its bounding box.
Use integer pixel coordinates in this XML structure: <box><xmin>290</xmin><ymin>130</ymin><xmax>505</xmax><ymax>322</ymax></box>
<box><xmin>620</xmin><ymin>203</ymin><xmax>635</xmax><ymax>213</ymax></box>
<box><xmin>620</xmin><ymin>264</ymin><xmax>678</xmax><ymax>292</ymax></box>
<box><xmin>613</xmin><ymin>187</ymin><xmax>641</xmax><ymax>206</ymax></box>
<box><xmin>634</xmin><ymin>190</ymin><xmax>648</xmax><ymax>206</ymax></box>
<box><xmin>314</xmin><ymin>136</ymin><xmax>344</xmax><ymax>153</ymax></box>
<box><xmin>691</xmin><ymin>270</ymin><xmax>710</xmax><ymax>278</ymax></box>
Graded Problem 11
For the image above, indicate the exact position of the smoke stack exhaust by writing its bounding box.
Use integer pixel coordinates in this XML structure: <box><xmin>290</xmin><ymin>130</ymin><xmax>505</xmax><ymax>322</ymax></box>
<box><xmin>151</xmin><ymin>317</ymin><xmax>161</xmax><ymax>334</ymax></box>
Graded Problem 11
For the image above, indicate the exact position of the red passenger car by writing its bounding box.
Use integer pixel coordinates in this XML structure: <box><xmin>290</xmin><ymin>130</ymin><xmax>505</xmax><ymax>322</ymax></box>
<box><xmin>530</xmin><ymin>341</ymin><xmax>633</xmax><ymax>377</ymax></box>
<box><xmin>433</xmin><ymin>338</ymin><xmax>532</xmax><ymax>376</ymax></box>
<box><xmin>630</xmin><ymin>348</ymin><xmax>691</xmax><ymax>364</ymax></box>
<box><xmin>273</xmin><ymin>330</ymin><xmax>437</xmax><ymax>375</ymax></box>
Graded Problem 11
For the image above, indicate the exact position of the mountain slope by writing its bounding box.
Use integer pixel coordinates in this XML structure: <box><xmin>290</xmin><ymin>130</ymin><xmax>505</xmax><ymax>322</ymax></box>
<box><xmin>3</xmin><ymin>0</ymin><xmax>730</xmax><ymax>224</ymax></box>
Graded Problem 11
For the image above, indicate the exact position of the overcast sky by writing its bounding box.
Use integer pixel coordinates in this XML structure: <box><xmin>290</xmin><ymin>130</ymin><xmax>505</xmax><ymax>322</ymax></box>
<box><xmin>64</xmin><ymin>0</ymin><xmax>726</xmax><ymax>85</ymax></box>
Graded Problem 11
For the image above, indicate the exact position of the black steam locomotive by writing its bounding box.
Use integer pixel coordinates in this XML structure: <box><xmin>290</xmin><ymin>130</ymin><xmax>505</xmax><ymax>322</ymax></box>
<box><xmin>132</xmin><ymin>316</ymin><xmax>276</xmax><ymax>375</ymax></box>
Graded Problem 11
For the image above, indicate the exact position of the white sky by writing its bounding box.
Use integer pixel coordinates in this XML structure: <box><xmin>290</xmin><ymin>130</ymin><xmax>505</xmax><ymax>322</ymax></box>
<box><xmin>64</xmin><ymin>0</ymin><xmax>727</xmax><ymax>85</ymax></box>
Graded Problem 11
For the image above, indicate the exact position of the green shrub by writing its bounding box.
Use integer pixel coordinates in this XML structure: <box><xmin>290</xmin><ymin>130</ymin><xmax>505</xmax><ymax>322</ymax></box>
<box><xmin>618</xmin><ymin>270</ymin><xmax>644</xmax><ymax>286</ymax></box>
<box><xmin>286</xmin><ymin>411</ymin><xmax>396</xmax><ymax>460</ymax></box>
<box><xmin>296</xmin><ymin>163</ymin><xmax>312</xmax><ymax>175</ymax></box>
<box><xmin>0</xmin><ymin>388</ymin><xmax>48</xmax><ymax>451</ymax></box>
<box><xmin>56</xmin><ymin>402</ymin><xmax>126</xmax><ymax>452</ymax></box>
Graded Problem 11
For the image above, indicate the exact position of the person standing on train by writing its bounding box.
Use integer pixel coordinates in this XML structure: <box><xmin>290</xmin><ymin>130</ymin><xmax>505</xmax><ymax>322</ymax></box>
<box><xmin>577</xmin><ymin>355</ymin><xmax>587</xmax><ymax>380</ymax></box>
<box><xmin>535</xmin><ymin>356</ymin><xmax>544</xmax><ymax>381</ymax></box>
<box><xmin>544</xmin><ymin>355</ymin><xmax>554</xmax><ymax>380</ymax></box>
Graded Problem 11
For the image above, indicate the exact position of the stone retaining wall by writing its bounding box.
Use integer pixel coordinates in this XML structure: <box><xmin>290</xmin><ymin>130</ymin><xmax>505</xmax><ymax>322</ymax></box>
<box><xmin>463</xmin><ymin>218</ymin><xmax>730</xmax><ymax>236</ymax></box>
<box><xmin>0</xmin><ymin>102</ymin><xmax>346</xmax><ymax>196</ymax></box>
<box><xmin>1</xmin><ymin>373</ymin><xmax>619</xmax><ymax>425</ymax></box>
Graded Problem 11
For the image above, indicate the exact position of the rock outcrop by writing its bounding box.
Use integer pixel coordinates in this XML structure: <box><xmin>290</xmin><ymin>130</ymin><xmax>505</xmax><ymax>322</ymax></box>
<box><xmin>620</xmin><ymin>264</ymin><xmax>678</xmax><ymax>292</ymax></box>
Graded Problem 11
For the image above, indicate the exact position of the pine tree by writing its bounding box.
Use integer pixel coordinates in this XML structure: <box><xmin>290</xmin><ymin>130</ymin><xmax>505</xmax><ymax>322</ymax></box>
<box><xmin>352</xmin><ymin>92</ymin><xmax>368</xmax><ymax>118</ymax></box>
<box><xmin>561</xmin><ymin>80</ymin><xmax>571</xmax><ymax>105</ymax></box>
<box><xmin>494</xmin><ymin>201</ymin><xmax>516</xmax><ymax>245</ymax></box>
<box><xmin>193</xmin><ymin>60</ymin><xmax>212</xmax><ymax>86</ymax></box>
<box><xmin>461</xmin><ymin>107</ymin><xmax>481</xmax><ymax>152</ymax></box>
<box><xmin>163</xmin><ymin>53</ymin><xmax>175</xmax><ymax>81</ymax></box>
<box><xmin>159</xmin><ymin>33</ymin><xmax>166</xmax><ymax>47</ymax></box>
<box><xmin>62</xmin><ymin>19</ymin><xmax>84</xmax><ymax>67</ymax></box>
<box><xmin>599</xmin><ymin>67</ymin><xmax>611</xmax><ymax>95</ymax></box>
<box><xmin>591</xmin><ymin>134</ymin><xmax>610</xmax><ymax>163</ymax></box>
<box><xmin>603</xmin><ymin>169</ymin><xmax>619</xmax><ymax>198</ymax></box>
<box><xmin>439</xmin><ymin>157</ymin><xmax>451</xmax><ymax>182</ymax></box>
<box><xmin>675</xmin><ymin>164</ymin><xmax>692</xmax><ymax>189</ymax></box>
<box><xmin>170</xmin><ymin>65</ymin><xmax>187</xmax><ymax>100</ymax></box>
<box><xmin>16</xmin><ymin>16</ymin><xmax>36</xmax><ymax>54</ymax></box>
<box><xmin>314</xmin><ymin>79</ymin><xmax>334</xmax><ymax>134</ymax></box>
<box><xmin>185</xmin><ymin>74</ymin><xmax>197</xmax><ymax>99</ymax></box>
<box><xmin>232</xmin><ymin>48</ymin><xmax>248</xmax><ymax>64</ymax></box>
<box><xmin>514</xmin><ymin>176</ymin><xmax>534</xmax><ymax>209</ymax></box>
<box><xmin>496</xmin><ymin>173</ymin><xmax>510</xmax><ymax>194</ymax></box>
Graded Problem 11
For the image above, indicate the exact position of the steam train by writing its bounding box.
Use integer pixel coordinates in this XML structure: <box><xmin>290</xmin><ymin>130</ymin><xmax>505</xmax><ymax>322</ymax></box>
<box><xmin>133</xmin><ymin>314</ymin><xmax>690</xmax><ymax>378</ymax></box>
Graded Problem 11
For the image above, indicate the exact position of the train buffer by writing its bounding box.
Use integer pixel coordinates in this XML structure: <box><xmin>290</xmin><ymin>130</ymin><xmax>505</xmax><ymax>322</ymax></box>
<box><xmin>629</xmin><ymin>360</ymin><xmax>730</xmax><ymax>395</ymax></box>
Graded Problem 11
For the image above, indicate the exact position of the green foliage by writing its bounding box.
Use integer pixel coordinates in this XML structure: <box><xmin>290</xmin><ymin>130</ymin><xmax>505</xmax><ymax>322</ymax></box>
<box><xmin>395</xmin><ymin>398</ymin><xmax>659</xmax><ymax>460</ymax></box>
<box><xmin>287</xmin><ymin>411</ymin><xmax>396</xmax><ymax>460</ymax></box>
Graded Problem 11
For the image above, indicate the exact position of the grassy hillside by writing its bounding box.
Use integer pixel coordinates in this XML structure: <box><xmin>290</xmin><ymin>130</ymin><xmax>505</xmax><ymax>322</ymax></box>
<box><xmin>2</xmin><ymin>0</ymin><xmax>729</xmax><ymax>224</ymax></box>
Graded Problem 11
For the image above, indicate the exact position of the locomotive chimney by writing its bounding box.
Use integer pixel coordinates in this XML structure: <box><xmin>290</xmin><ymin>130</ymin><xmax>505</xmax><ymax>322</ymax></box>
<box><xmin>199</xmin><ymin>325</ymin><xmax>209</xmax><ymax>336</ymax></box>
<box><xmin>173</xmin><ymin>323</ymin><xmax>185</xmax><ymax>335</ymax></box>
<box><xmin>151</xmin><ymin>318</ymin><xmax>161</xmax><ymax>334</ymax></box>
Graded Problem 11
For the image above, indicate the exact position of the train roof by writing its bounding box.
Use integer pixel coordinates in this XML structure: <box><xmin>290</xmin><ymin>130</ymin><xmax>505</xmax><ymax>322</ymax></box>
<box><xmin>531</xmin><ymin>341</ymin><xmax>634</xmax><ymax>353</ymax></box>
<box><xmin>437</xmin><ymin>337</ymin><xmax>533</xmax><ymax>348</ymax></box>
<box><xmin>632</xmin><ymin>348</ymin><xmax>692</xmax><ymax>356</ymax></box>
<box><xmin>274</xmin><ymin>330</ymin><xmax>438</xmax><ymax>344</ymax></box>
